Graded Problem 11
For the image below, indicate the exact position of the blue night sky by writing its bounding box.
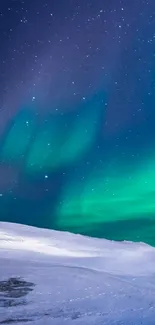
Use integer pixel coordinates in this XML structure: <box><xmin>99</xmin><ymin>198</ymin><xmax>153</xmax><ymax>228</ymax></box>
<box><xmin>0</xmin><ymin>0</ymin><xmax>155</xmax><ymax>245</ymax></box>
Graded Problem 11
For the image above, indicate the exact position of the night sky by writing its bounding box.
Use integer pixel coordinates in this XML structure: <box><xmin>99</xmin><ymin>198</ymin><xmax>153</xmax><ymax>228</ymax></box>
<box><xmin>0</xmin><ymin>0</ymin><xmax>155</xmax><ymax>245</ymax></box>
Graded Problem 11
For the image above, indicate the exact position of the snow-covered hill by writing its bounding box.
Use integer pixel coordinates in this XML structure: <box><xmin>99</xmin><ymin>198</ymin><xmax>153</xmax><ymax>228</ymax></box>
<box><xmin>0</xmin><ymin>222</ymin><xmax>155</xmax><ymax>324</ymax></box>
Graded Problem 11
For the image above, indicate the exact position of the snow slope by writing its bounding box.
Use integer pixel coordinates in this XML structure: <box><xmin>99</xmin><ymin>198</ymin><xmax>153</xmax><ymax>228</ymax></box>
<box><xmin>0</xmin><ymin>222</ymin><xmax>155</xmax><ymax>324</ymax></box>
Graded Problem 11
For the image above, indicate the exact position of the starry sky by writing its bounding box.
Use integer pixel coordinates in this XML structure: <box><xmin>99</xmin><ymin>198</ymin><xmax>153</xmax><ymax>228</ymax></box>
<box><xmin>0</xmin><ymin>0</ymin><xmax>155</xmax><ymax>246</ymax></box>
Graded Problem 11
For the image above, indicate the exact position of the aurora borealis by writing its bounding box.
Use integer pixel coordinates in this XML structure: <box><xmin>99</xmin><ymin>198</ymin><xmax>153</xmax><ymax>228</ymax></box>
<box><xmin>1</xmin><ymin>0</ymin><xmax>155</xmax><ymax>245</ymax></box>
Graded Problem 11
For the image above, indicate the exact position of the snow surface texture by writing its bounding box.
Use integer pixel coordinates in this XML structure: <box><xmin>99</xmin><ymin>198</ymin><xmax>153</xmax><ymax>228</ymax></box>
<box><xmin>0</xmin><ymin>222</ymin><xmax>155</xmax><ymax>324</ymax></box>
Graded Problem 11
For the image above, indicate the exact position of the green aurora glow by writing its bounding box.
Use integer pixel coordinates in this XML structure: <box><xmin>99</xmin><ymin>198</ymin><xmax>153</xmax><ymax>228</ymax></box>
<box><xmin>0</xmin><ymin>96</ymin><xmax>155</xmax><ymax>246</ymax></box>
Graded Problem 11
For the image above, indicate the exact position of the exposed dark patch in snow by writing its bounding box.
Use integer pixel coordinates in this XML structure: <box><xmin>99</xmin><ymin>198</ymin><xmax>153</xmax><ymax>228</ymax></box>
<box><xmin>0</xmin><ymin>319</ymin><xmax>32</xmax><ymax>324</ymax></box>
<box><xmin>0</xmin><ymin>278</ymin><xmax>35</xmax><ymax>323</ymax></box>
<box><xmin>0</xmin><ymin>277</ymin><xmax>35</xmax><ymax>307</ymax></box>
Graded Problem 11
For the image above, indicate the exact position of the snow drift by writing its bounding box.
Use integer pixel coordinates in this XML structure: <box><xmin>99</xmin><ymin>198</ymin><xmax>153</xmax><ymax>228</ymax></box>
<box><xmin>0</xmin><ymin>222</ymin><xmax>155</xmax><ymax>324</ymax></box>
